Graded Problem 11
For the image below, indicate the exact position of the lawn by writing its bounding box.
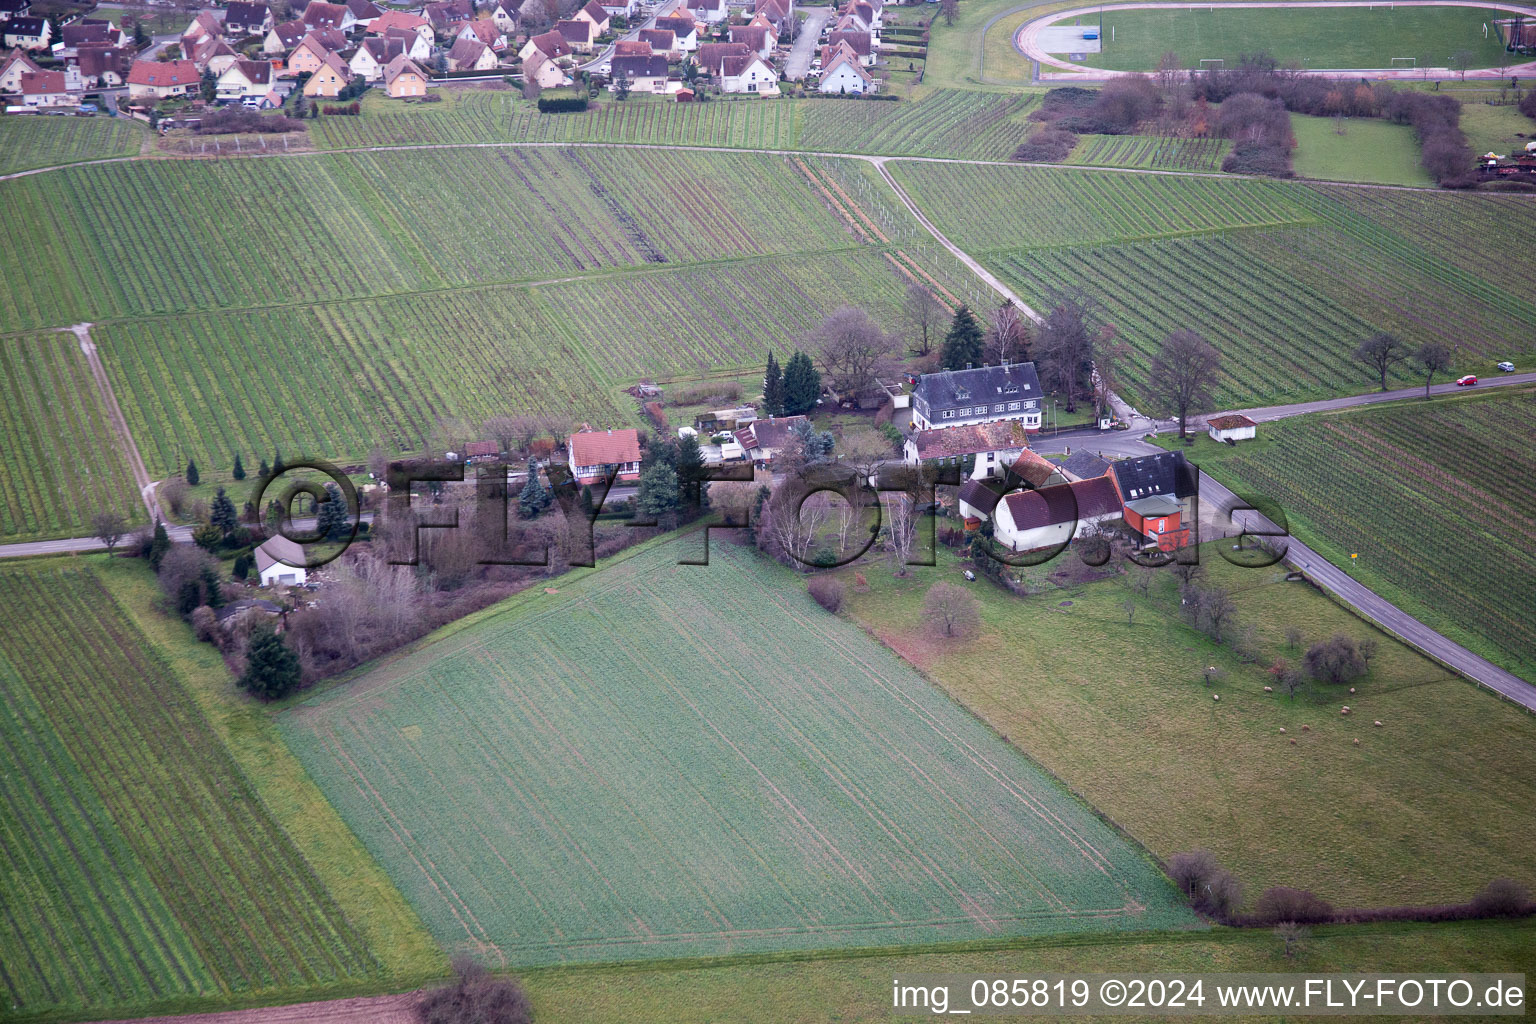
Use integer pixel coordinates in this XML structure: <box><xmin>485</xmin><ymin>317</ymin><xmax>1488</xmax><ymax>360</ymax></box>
<box><xmin>0</xmin><ymin>114</ymin><xmax>142</xmax><ymax>176</ymax></box>
<box><xmin>280</xmin><ymin>538</ymin><xmax>1197</xmax><ymax>968</ymax></box>
<box><xmin>1455</xmin><ymin>97</ymin><xmax>1536</xmax><ymax>156</ymax></box>
<box><xmin>1077</xmin><ymin>5</ymin><xmax>1510</xmax><ymax>71</ymax></box>
<box><xmin>833</xmin><ymin>543</ymin><xmax>1536</xmax><ymax>909</ymax></box>
<box><xmin>0</xmin><ymin>332</ymin><xmax>143</xmax><ymax>542</ymax></box>
<box><xmin>1182</xmin><ymin>387</ymin><xmax>1536</xmax><ymax>683</ymax></box>
<box><xmin>1290</xmin><ymin>114</ymin><xmax>1434</xmax><ymax>187</ymax></box>
<box><xmin>0</xmin><ymin>563</ymin><xmax>385</xmax><ymax>1020</ymax></box>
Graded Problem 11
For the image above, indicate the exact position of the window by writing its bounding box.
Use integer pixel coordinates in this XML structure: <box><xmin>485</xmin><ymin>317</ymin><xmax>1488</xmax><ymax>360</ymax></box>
<box><xmin>1003</xmin><ymin>382</ymin><xmax>1019</xmax><ymax>394</ymax></box>
<box><xmin>942</xmin><ymin>410</ymin><xmax>954</xmax><ymax>419</ymax></box>
<box><xmin>1007</xmin><ymin>402</ymin><xmax>1021</xmax><ymax>411</ymax></box>
<box><xmin>993</xmin><ymin>404</ymin><xmax>1006</xmax><ymax>413</ymax></box>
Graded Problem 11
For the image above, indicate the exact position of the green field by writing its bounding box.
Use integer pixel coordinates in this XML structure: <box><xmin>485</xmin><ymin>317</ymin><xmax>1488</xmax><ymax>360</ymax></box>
<box><xmin>836</xmin><ymin>545</ymin><xmax>1536</xmax><ymax>909</ymax></box>
<box><xmin>1290</xmin><ymin>114</ymin><xmax>1434</xmax><ymax>186</ymax></box>
<box><xmin>1067</xmin><ymin>133</ymin><xmax>1230</xmax><ymax>172</ymax></box>
<box><xmin>1077</xmin><ymin>5</ymin><xmax>1511</xmax><ymax>71</ymax></box>
<box><xmin>0</xmin><ymin>565</ymin><xmax>382</xmax><ymax>1019</ymax></box>
<box><xmin>1187</xmin><ymin>388</ymin><xmax>1536</xmax><ymax>682</ymax></box>
<box><xmin>280</xmin><ymin>539</ymin><xmax>1197</xmax><ymax>967</ymax></box>
<box><xmin>887</xmin><ymin>162</ymin><xmax>1536</xmax><ymax>406</ymax></box>
<box><xmin>0</xmin><ymin>332</ymin><xmax>143</xmax><ymax>541</ymax></box>
<box><xmin>307</xmin><ymin>87</ymin><xmax>1042</xmax><ymax>162</ymax></box>
<box><xmin>0</xmin><ymin>114</ymin><xmax>142</xmax><ymax>176</ymax></box>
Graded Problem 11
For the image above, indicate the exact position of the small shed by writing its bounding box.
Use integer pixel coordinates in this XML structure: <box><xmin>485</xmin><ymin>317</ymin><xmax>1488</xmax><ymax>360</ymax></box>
<box><xmin>1207</xmin><ymin>413</ymin><xmax>1258</xmax><ymax>443</ymax></box>
<box><xmin>256</xmin><ymin>534</ymin><xmax>307</xmax><ymax>587</ymax></box>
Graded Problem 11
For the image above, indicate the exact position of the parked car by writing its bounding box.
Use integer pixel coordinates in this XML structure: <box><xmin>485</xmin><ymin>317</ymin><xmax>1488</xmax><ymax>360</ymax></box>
<box><xmin>1455</xmin><ymin>374</ymin><xmax>1478</xmax><ymax>386</ymax></box>
<box><xmin>1496</xmin><ymin>361</ymin><xmax>1515</xmax><ymax>372</ymax></box>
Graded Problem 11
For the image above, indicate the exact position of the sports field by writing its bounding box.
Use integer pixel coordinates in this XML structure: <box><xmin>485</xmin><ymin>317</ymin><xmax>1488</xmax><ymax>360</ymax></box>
<box><xmin>280</xmin><ymin>540</ymin><xmax>1196</xmax><ymax>966</ymax></box>
<box><xmin>1074</xmin><ymin>5</ymin><xmax>1510</xmax><ymax>71</ymax></box>
<box><xmin>1187</xmin><ymin>387</ymin><xmax>1536</xmax><ymax>682</ymax></box>
<box><xmin>0</xmin><ymin>565</ymin><xmax>381</xmax><ymax>1018</ymax></box>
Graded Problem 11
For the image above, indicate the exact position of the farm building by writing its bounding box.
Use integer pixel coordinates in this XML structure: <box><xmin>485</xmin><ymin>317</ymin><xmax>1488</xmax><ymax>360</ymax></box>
<box><xmin>910</xmin><ymin>361</ymin><xmax>1042</xmax><ymax>431</ymax></box>
<box><xmin>568</xmin><ymin>427</ymin><xmax>643</xmax><ymax>485</ymax></box>
<box><xmin>1108</xmin><ymin>450</ymin><xmax>1196</xmax><ymax>551</ymax></box>
<box><xmin>256</xmin><ymin>534</ymin><xmax>307</xmax><ymax>587</ymax></box>
<box><xmin>1207</xmin><ymin>413</ymin><xmax>1257</xmax><ymax>443</ymax></box>
<box><xmin>903</xmin><ymin>419</ymin><xmax>1029</xmax><ymax>478</ymax></box>
<box><xmin>734</xmin><ymin>415</ymin><xmax>809</xmax><ymax>464</ymax></box>
<box><xmin>694</xmin><ymin>406</ymin><xmax>757</xmax><ymax>433</ymax></box>
<box><xmin>993</xmin><ymin>476</ymin><xmax>1123</xmax><ymax>553</ymax></box>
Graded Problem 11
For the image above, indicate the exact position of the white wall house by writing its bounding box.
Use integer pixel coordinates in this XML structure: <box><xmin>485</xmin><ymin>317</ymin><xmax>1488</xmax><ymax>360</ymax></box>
<box><xmin>1207</xmin><ymin>414</ymin><xmax>1258</xmax><ymax>443</ymax></box>
<box><xmin>256</xmin><ymin>535</ymin><xmax>307</xmax><ymax>587</ymax></box>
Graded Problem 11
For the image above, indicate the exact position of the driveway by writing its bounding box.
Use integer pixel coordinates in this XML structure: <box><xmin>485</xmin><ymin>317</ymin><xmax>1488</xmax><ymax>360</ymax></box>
<box><xmin>784</xmin><ymin>6</ymin><xmax>833</xmax><ymax>81</ymax></box>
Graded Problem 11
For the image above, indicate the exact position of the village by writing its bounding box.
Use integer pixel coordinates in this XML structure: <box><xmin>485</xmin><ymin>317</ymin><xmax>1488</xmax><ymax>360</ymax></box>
<box><xmin>1</xmin><ymin>0</ymin><xmax>891</xmax><ymax>113</ymax></box>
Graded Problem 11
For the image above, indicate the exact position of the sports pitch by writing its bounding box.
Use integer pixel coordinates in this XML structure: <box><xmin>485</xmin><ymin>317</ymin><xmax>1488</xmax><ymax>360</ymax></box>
<box><xmin>280</xmin><ymin>540</ymin><xmax>1197</xmax><ymax>967</ymax></box>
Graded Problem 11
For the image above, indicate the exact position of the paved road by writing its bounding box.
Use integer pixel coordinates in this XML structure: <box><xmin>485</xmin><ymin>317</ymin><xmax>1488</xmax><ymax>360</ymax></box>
<box><xmin>0</xmin><ymin>514</ymin><xmax>369</xmax><ymax>559</ymax></box>
<box><xmin>785</xmin><ymin>5</ymin><xmax>834</xmax><ymax>81</ymax></box>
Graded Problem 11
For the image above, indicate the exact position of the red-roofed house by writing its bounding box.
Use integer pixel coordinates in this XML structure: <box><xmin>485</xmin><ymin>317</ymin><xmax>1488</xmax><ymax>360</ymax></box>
<box><xmin>653</xmin><ymin>13</ymin><xmax>697</xmax><ymax>49</ymax></box>
<box><xmin>636</xmin><ymin>27</ymin><xmax>674</xmax><ymax>56</ymax></box>
<box><xmin>0</xmin><ymin>46</ymin><xmax>40</xmax><ymax>92</ymax></box>
<box><xmin>180</xmin><ymin>10</ymin><xmax>222</xmax><ymax>52</ymax></box>
<box><xmin>288</xmin><ymin>30</ymin><xmax>345</xmax><ymax>73</ymax></box>
<box><xmin>519</xmin><ymin>28</ymin><xmax>570</xmax><ymax>61</ymax></box>
<box><xmin>263</xmin><ymin>18</ymin><xmax>307</xmax><ymax>53</ymax></box>
<box><xmin>902</xmin><ymin>419</ymin><xmax>1028</xmax><ymax>477</ymax></box>
<box><xmin>127</xmin><ymin>58</ymin><xmax>199</xmax><ymax>99</ymax></box>
<box><xmin>457</xmin><ymin>17</ymin><xmax>506</xmax><ymax>50</ymax></box>
<box><xmin>301</xmin><ymin>0</ymin><xmax>352</xmax><ymax>32</ymax></box>
<box><xmin>75</xmin><ymin>44</ymin><xmax>127</xmax><ymax>86</ymax></box>
<box><xmin>818</xmin><ymin>41</ymin><xmax>873</xmax><ymax>93</ymax></box>
<box><xmin>369</xmin><ymin>9</ymin><xmax>430</xmax><ymax>41</ymax></box>
<box><xmin>463</xmin><ymin>440</ymin><xmax>501</xmax><ymax>462</ymax></box>
<box><xmin>728</xmin><ymin>23</ymin><xmax>770</xmax><ymax>59</ymax></box>
<box><xmin>382</xmin><ymin>51</ymin><xmax>427</xmax><ymax>95</ymax></box>
<box><xmin>993</xmin><ymin>476</ymin><xmax>1123</xmax><ymax>553</ymax></box>
<box><xmin>17</xmin><ymin>68</ymin><xmax>69</xmax><ymax>106</ymax></box>
<box><xmin>301</xmin><ymin>48</ymin><xmax>352</xmax><ymax>95</ymax></box>
<box><xmin>522</xmin><ymin>49</ymin><xmax>567</xmax><ymax>87</ymax></box>
<box><xmin>613</xmin><ymin>38</ymin><xmax>651</xmax><ymax>56</ymax></box>
<box><xmin>568</xmin><ymin>428</ymin><xmax>642</xmax><ymax>485</ymax></box>
<box><xmin>694</xmin><ymin>40</ymin><xmax>745</xmax><ymax>74</ymax></box>
<box><xmin>446</xmin><ymin>33</ymin><xmax>496</xmax><ymax>70</ymax></box>
<box><xmin>1206</xmin><ymin>413</ymin><xmax>1258</xmax><ymax>443</ymax></box>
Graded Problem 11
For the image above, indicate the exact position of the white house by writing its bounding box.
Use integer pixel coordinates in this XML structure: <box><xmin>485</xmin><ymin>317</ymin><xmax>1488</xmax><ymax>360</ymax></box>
<box><xmin>685</xmin><ymin>0</ymin><xmax>727</xmax><ymax>22</ymax></box>
<box><xmin>568</xmin><ymin>427</ymin><xmax>642</xmax><ymax>485</ymax></box>
<box><xmin>818</xmin><ymin>44</ymin><xmax>874</xmax><ymax>94</ymax></box>
<box><xmin>905</xmin><ymin>418</ymin><xmax>1029</xmax><ymax>476</ymax></box>
<box><xmin>256</xmin><ymin>535</ymin><xmax>308</xmax><ymax>586</ymax></box>
<box><xmin>215</xmin><ymin>58</ymin><xmax>272</xmax><ymax>100</ymax></box>
<box><xmin>3</xmin><ymin>15</ymin><xmax>50</xmax><ymax>50</ymax></box>
<box><xmin>17</xmin><ymin>68</ymin><xmax>70</xmax><ymax>106</ymax></box>
<box><xmin>991</xmin><ymin>476</ymin><xmax>1123</xmax><ymax>553</ymax></box>
<box><xmin>652</xmin><ymin>13</ymin><xmax>697</xmax><ymax>50</ymax></box>
<box><xmin>910</xmin><ymin>361</ymin><xmax>1042</xmax><ymax>431</ymax></box>
<box><xmin>349</xmin><ymin>35</ymin><xmax>402</xmax><ymax>80</ymax></box>
<box><xmin>720</xmin><ymin>51</ymin><xmax>777</xmax><ymax>94</ymax></box>
<box><xmin>0</xmin><ymin>47</ymin><xmax>40</xmax><ymax>91</ymax></box>
<box><xmin>1206</xmin><ymin>413</ymin><xmax>1258</xmax><ymax>443</ymax></box>
<box><xmin>956</xmin><ymin>447</ymin><xmax>1064</xmax><ymax>522</ymax></box>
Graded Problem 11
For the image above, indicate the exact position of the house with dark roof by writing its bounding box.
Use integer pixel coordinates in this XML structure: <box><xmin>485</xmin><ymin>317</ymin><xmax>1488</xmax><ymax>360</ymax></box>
<box><xmin>60</xmin><ymin>20</ymin><xmax>123</xmax><ymax>53</ymax></box>
<box><xmin>554</xmin><ymin>17</ymin><xmax>595</xmax><ymax>52</ymax></box>
<box><xmin>734</xmin><ymin>415</ymin><xmax>809</xmax><ymax>464</ymax></box>
<box><xmin>695</xmin><ymin>40</ymin><xmax>746</xmax><ymax>74</ymax></box>
<box><xmin>287</xmin><ymin>28</ymin><xmax>346</xmax><ymax>72</ymax></box>
<box><xmin>3</xmin><ymin>15</ymin><xmax>50</xmax><ymax>49</ymax></box>
<box><xmin>652</xmin><ymin>13</ymin><xmax>697</xmax><ymax>49</ymax></box>
<box><xmin>301</xmin><ymin>0</ymin><xmax>352</xmax><ymax>32</ymax></box>
<box><xmin>224</xmin><ymin>2</ymin><xmax>274</xmax><ymax>37</ymax></box>
<box><xmin>1055</xmin><ymin>450</ymin><xmax>1109</xmax><ymax>482</ymax></box>
<box><xmin>349</xmin><ymin>34</ymin><xmax>402</xmax><ymax>79</ymax></box>
<box><xmin>753</xmin><ymin>0</ymin><xmax>792</xmax><ymax>33</ymax></box>
<box><xmin>446</xmin><ymin>33</ymin><xmax>496</xmax><ymax>70</ymax></box>
<box><xmin>910</xmin><ymin>361</ymin><xmax>1043</xmax><ymax>431</ymax></box>
<box><xmin>1107</xmin><ymin>450</ymin><xmax>1197</xmax><ymax>551</ymax></box>
<box><xmin>216</xmin><ymin>57</ymin><xmax>272</xmax><ymax>100</ymax></box>
<box><xmin>0</xmin><ymin>0</ymin><xmax>33</xmax><ymax>23</ymax></box>
<box><xmin>608</xmin><ymin>52</ymin><xmax>668</xmax><ymax>91</ymax></box>
<box><xmin>345</xmin><ymin>0</ymin><xmax>383</xmax><ymax>29</ymax></box>
<box><xmin>992</xmin><ymin>476</ymin><xmax>1123</xmax><ymax>553</ymax></box>
<box><xmin>75</xmin><ymin>44</ymin><xmax>127</xmax><ymax>87</ymax></box>
<box><xmin>180</xmin><ymin>10</ymin><xmax>222</xmax><ymax>51</ymax></box>
<box><xmin>720</xmin><ymin>50</ymin><xmax>776</xmax><ymax>94</ymax></box>
<box><xmin>263</xmin><ymin>18</ymin><xmax>307</xmax><ymax>53</ymax></box>
<box><xmin>686</xmin><ymin>0</ymin><xmax>727</xmax><ymax>22</ymax></box>
<box><xmin>575</xmin><ymin>0</ymin><xmax>609</xmax><ymax>33</ymax></box>
<box><xmin>568</xmin><ymin>428</ymin><xmax>642</xmax><ymax>485</ymax></box>
<box><xmin>1206</xmin><ymin>413</ymin><xmax>1258</xmax><ymax>443</ymax></box>
<box><xmin>519</xmin><ymin>28</ymin><xmax>570</xmax><ymax>61</ymax></box>
<box><xmin>635</xmin><ymin>27</ymin><xmax>674</xmax><ymax>55</ymax></box>
<box><xmin>728</xmin><ymin>23</ymin><xmax>770</xmax><ymax>58</ymax></box>
<box><xmin>425</xmin><ymin>0</ymin><xmax>474</xmax><ymax>30</ymax></box>
<box><xmin>903</xmin><ymin>419</ymin><xmax>1028</xmax><ymax>478</ymax></box>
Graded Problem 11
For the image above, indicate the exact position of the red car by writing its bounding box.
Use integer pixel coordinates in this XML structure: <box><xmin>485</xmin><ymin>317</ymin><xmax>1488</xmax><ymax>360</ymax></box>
<box><xmin>1455</xmin><ymin>375</ymin><xmax>1478</xmax><ymax>386</ymax></box>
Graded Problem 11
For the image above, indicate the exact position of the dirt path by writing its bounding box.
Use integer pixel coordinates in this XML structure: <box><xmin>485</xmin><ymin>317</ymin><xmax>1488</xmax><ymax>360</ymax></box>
<box><xmin>91</xmin><ymin>991</ymin><xmax>422</xmax><ymax>1024</ymax></box>
<box><xmin>63</xmin><ymin>322</ymin><xmax>159</xmax><ymax>523</ymax></box>
<box><xmin>1017</xmin><ymin>0</ymin><xmax>1536</xmax><ymax>78</ymax></box>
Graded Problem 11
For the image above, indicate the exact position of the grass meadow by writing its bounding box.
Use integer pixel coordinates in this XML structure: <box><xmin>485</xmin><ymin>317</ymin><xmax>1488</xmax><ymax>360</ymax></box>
<box><xmin>1290</xmin><ymin>114</ymin><xmax>1434</xmax><ymax>187</ymax></box>
<box><xmin>280</xmin><ymin>539</ymin><xmax>1197</xmax><ymax>968</ymax></box>
<box><xmin>834</xmin><ymin>544</ymin><xmax>1536</xmax><ymax>910</ymax></box>
<box><xmin>1183</xmin><ymin>387</ymin><xmax>1536</xmax><ymax>683</ymax></box>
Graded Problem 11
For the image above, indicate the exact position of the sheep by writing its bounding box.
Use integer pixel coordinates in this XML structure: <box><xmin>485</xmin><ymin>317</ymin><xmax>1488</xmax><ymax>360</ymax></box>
<box><xmin>1349</xmin><ymin>687</ymin><xmax>1356</xmax><ymax>694</ymax></box>
<box><xmin>1264</xmin><ymin>685</ymin><xmax>1273</xmax><ymax>693</ymax></box>
<box><xmin>1279</xmin><ymin>727</ymin><xmax>1286</xmax><ymax>734</ymax></box>
<box><xmin>1289</xmin><ymin>738</ymin><xmax>1297</xmax><ymax>745</ymax></box>
<box><xmin>1353</xmin><ymin>738</ymin><xmax>1360</xmax><ymax>746</ymax></box>
<box><xmin>1213</xmin><ymin>694</ymin><xmax>1220</xmax><ymax>701</ymax></box>
<box><xmin>1373</xmin><ymin>720</ymin><xmax>1383</xmax><ymax>727</ymax></box>
<box><xmin>1341</xmin><ymin>706</ymin><xmax>1351</xmax><ymax>715</ymax></box>
<box><xmin>1301</xmin><ymin>725</ymin><xmax>1310</xmax><ymax>732</ymax></box>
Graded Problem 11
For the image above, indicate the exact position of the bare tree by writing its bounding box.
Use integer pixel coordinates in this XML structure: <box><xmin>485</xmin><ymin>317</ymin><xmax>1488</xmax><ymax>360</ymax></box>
<box><xmin>758</xmin><ymin>478</ymin><xmax>827</xmax><ymax>568</ymax></box>
<box><xmin>1353</xmin><ymin>332</ymin><xmax>1407</xmax><ymax>391</ymax></box>
<box><xmin>938</xmin><ymin>0</ymin><xmax>958</xmax><ymax>26</ymax></box>
<box><xmin>814</xmin><ymin>306</ymin><xmax>898</xmax><ymax>398</ymax></box>
<box><xmin>924</xmin><ymin>581</ymin><xmax>979</xmax><ymax>638</ymax></box>
<box><xmin>1414</xmin><ymin>341</ymin><xmax>1451</xmax><ymax>397</ymax></box>
<box><xmin>1147</xmin><ymin>328</ymin><xmax>1223</xmax><ymax>438</ymax></box>
<box><xmin>903</xmin><ymin>283</ymin><xmax>944</xmax><ymax>357</ymax></box>
<box><xmin>1122</xmin><ymin>598</ymin><xmax>1136</xmax><ymax>625</ymax></box>
<box><xmin>92</xmin><ymin>511</ymin><xmax>128</xmax><ymax>554</ymax></box>
<box><xmin>1094</xmin><ymin>329</ymin><xmax>1130</xmax><ymax>419</ymax></box>
<box><xmin>883</xmin><ymin>491</ymin><xmax>917</xmax><ymax>576</ymax></box>
<box><xmin>985</xmin><ymin>299</ymin><xmax>1028</xmax><ymax>365</ymax></box>
<box><xmin>162</xmin><ymin>477</ymin><xmax>190</xmax><ymax>517</ymax></box>
<box><xmin>1449</xmin><ymin>48</ymin><xmax>1476</xmax><ymax>80</ymax></box>
<box><xmin>1034</xmin><ymin>288</ymin><xmax>1102</xmax><ymax>413</ymax></box>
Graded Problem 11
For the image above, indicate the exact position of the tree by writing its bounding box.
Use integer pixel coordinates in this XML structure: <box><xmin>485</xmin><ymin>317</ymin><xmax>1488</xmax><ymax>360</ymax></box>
<box><xmin>782</xmin><ymin>350</ymin><xmax>822</xmax><ymax>416</ymax></box>
<box><xmin>986</xmin><ymin>298</ymin><xmax>1027</xmax><ymax>365</ymax></box>
<box><xmin>762</xmin><ymin>351</ymin><xmax>785</xmax><ymax>416</ymax></box>
<box><xmin>1122</xmin><ymin>598</ymin><xmax>1136</xmax><ymax>626</ymax></box>
<box><xmin>924</xmin><ymin>581</ymin><xmax>979</xmax><ymax>638</ymax></box>
<box><xmin>316</xmin><ymin>482</ymin><xmax>350</xmax><ymax>541</ymax></box>
<box><xmin>148</xmin><ymin>521</ymin><xmax>170</xmax><ymax>572</ymax></box>
<box><xmin>635</xmin><ymin>462</ymin><xmax>680</xmax><ymax>522</ymax></box>
<box><xmin>92</xmin><ymin>511</ymin><xmax>128</xmax><ymax>554</ymax></box>
<box><xmin>211</xmin><ymin>486</ymin><xmax>239</xmax><ymax>536</ymax></box>
<box><xmin>1147</xmin><ymin>328</ymin><xmax>1222</xmax><ymax>438</ymax></box>
<box><xmin>1303</xmin><ymin>633</ymin><xmax>1368</xmax><ymax>685</ymax></box>
<box><xmin>939</xmin><ymin>0</ymin><xmax>958</xmax><ymax>26</ymax></box>
<box><xmin>1271</xmin><ymin>658</ymin><xmax>1304</xmax><ymax>700</ymax></box>
<box><xmin>419</xmin><ymin>957</ymin><xmax>533</xmax><ymax>1024</ymax></box>
<box><xmin>232</xmin><ymin>453</ymin><xmax>246</xmax><ymax>481</ymax></box>
<box><xmin>1449</xmin><ymin>48</ymin><xmax>1476</xmax><ymax>80</ymax></box>
<box><xmin>258</xmin><ymin>457</ymin><xmax>271</xmax><ymax>478</ymax></box>
<box><xmin>939</xmin><ymin>305</ymin><xmax>984</xmax><ymax>371</ymax></box>
<box><xmin>185</xmin><ymin>458</ymin><xmax>200</xmax><ymax>486</ymax></box>
<box><xmin>903</xmin><ymin>282</ymin><xmax>944</xmax><ymax>356</ymax></box>
<box><xmin>1274</xmin><ymin>922</ymin><xmax>1309</xmax><ymax>959</ymax></box>
<box><xmin>612</xmin><ymin>65</ymin><xmax>631</xmax><ymax>100</ymax></box>
<box><xmin>238</xmin><ymin>626</ymin><xmax>302</xmax><ymax>700</ymax></box>
<box><xmin>813</xmin><ymin>306</ymin><xmax>896</xmax><ymax>397</ymax></box>
<box><xmin>676</xmin><ymin>432</ymin><xmax>707</xmax><ymax>511</ymax></box>
<box><xmin>1034</xmin><ymin>289</ymin><xmax>1101</xmax><ymax>413</ymax></box>
<box><xmin>1414</xmin><ymin>341</ymin><xmax>1451</xmax><ymax>397</ymax></box>
<box><xmin>1353</xmin><ymin>331</ymin><xmax>1407</xmax><ymax>391</ymax></box>
<box><xmin>200</xmin><ymin>66</ymin><xmax>217</xmax><ymax>102</ymax></box>
<box><xmin>518</xmin><ymin>462</ymin><xmax>550</xmax><ymax>519</ymax></box>
<box><xmin>273</xmin><ymin>448</ymin><xmax>285</xmax><ymax>474</ymax></box>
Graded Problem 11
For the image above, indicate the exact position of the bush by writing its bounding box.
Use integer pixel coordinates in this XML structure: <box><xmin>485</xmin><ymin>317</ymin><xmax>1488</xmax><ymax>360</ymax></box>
<box><xmin>1012</xmin><ymin>127</ymin><xmax>1077</xmax><ymax>162</ymax></box>
<box><xmin>1521</xmin><ymin>90</ymin><xmax>1536</xmax><ymax>119</ymax></box>
<box><xmin>238</xmin><ymin>626</ymin><xmax>302</xmax><ymax>700</ymax></box>
<box><xmin>1303</xmin><ymin>633</ymin><xmax>1368</xmax><ymax>684</ymax></box>
<box><xmin>1254</xmin><ymin>886</ymin><xmax>1335</xmax><ymax>925</ymax></box>
<box><xmin>419</xmin><ymin>958</ymin><xmax>533</xmax><ymax>1024</ymax></box>
<box><xmin>538</xmin><ymin>95</ymin><xmax>589</xmax><ymax>113</ymax></box>
<box><xmin>195</xmin><ymin>107</ymin><xmax>305</xmax><ymax>134</ymax></box>
<box><xmin>1469</xmin><ymin>877</ymin><xmax>1532</xmax><ymax>917</ymax></box>
<box><xmin>1166</xmin><ymin>849</ymin><xmax>1243</xmax><ymax>921</ymax></box>
<box><xmin>807</xmin><ymin>576</ymin><xmax>845</xmax><ymax>612</ymax></box>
